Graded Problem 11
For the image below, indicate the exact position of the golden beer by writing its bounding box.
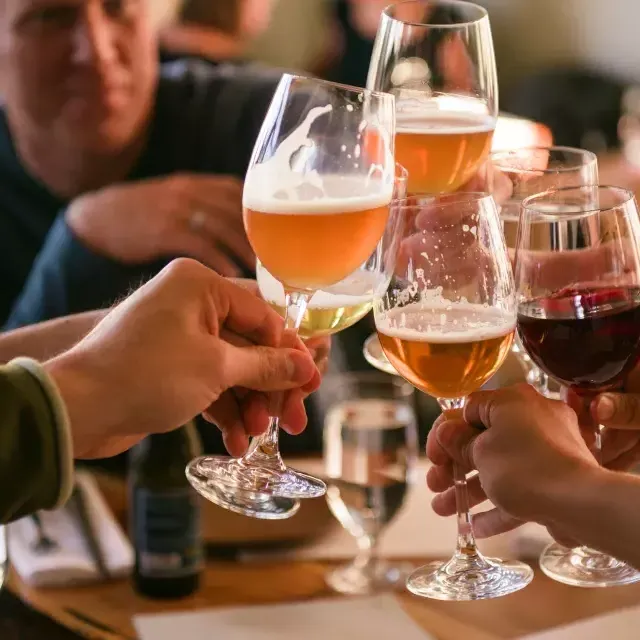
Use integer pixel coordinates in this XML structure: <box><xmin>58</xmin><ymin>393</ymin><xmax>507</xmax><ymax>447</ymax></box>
<box><xmin>258</xmin><ymin>264</ymin><xmax>383</xmax><ymax>338</ymax></box>
<box><xmin>377</xmin><ymin>303</ymin><xmax>514</xmax><ymax>398</ymax></box>
<box><xmin>244</xmin><ymin>176</ymin><xmax>391</xmax><ymax>291</ymax></box>
<box><xmin>395</xmin><ymin>113</ymin><xmax>495</xmax><ymax>195</ymax></box>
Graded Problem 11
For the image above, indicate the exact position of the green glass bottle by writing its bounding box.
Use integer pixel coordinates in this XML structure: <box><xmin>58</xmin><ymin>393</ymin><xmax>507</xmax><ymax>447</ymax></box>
<box><xmin>129</xmin><ymin>423</ymin><xmax>203</xmax><ymax>599</ymax></box>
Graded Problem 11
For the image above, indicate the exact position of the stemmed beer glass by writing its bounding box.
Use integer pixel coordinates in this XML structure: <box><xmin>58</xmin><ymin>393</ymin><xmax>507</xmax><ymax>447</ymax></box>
<box><xmin>364</xmin><ymin>0</ymin><xmax>499</xmax><ymax>373</ymax></box>
<box><xmin>374</xmin><ymin>193</ymin><xmax>533</xmax><ymax>600</ymax></box>
<box><xmin>515</xmin><ymin>186</ymin><xmax>640</xmax><ymax>587</ymax></box>
<box><xmin>491</xmin><ymin>147</ymin><xmax>599</xmax><ymax>399</ymax></box>
<box><xmin>186</xmin><ymin>75</ymin><xmax>397</xmax><ymax>519</ymax></box>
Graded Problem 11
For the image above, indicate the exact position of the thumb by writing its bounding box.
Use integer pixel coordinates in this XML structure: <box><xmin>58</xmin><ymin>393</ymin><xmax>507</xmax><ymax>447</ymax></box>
<box><xmin>594</xmin><ymin>393</ymin><xmax>640</xmax><ymax>429</ymax></box>
<box><xmin>224</xmin><ymin>344</ymin><xmax>317</xmax><ymax>392</ymax></box>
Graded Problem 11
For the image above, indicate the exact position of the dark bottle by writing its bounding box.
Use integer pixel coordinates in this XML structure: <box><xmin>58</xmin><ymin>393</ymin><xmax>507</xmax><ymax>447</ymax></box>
<box><xmin>129</xmin><ymin>423</ymin><xmax>204</xmax><ymax>599</ymax></box>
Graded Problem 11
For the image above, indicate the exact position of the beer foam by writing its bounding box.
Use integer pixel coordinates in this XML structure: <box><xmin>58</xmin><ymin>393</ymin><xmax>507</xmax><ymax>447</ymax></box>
<box><xmin>244</xmin><ymin>174</ymin><xmax>392</xmax><ymax>214</ymax></box>
<box><xmin>377</xmin><ymin>302</ymin><xmax>515</xmax><ymax>343</ymax></box>
<box><xmin>258</xmin><ymin>264</ymin><xmax>384</xmax><ymax>307</ymax></box>
<box><xmin>396</xmin><ymin>111</ymin><xmax>496</xmax><ymax>136</ymax></box>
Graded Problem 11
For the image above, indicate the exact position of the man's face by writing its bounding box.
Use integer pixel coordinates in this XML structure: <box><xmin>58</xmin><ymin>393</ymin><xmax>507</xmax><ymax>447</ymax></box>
<box><xmin>2</xmin><ymin>0</ymin><xmax>159</xmax><ymax>153</ymax></box>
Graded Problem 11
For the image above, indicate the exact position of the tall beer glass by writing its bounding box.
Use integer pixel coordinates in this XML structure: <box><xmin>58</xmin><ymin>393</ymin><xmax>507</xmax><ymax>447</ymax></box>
<box><xmin>374</xmin><ymin>193</ymin><xmax>533</xmax><ymax>600</ymax></box>
<box><xmin>367</xmin><ymin>0</ymin><xmax>498</xmax><ymax>196</ymax></box>
<box><xmin>186</xmin><ymin>75</ymin><xmax>396</xmax><ymax>519</ymax></box>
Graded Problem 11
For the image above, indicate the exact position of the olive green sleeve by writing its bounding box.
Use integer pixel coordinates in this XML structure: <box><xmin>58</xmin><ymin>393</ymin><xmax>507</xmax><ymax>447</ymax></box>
<box><xmin>0</xmin><ymin>358</ymin><xmax>73</xmax><ymax>524</ymax></box>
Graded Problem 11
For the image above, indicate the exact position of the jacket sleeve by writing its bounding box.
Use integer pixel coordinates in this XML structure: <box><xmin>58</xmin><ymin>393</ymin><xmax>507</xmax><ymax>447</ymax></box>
<box><xmin>3</xmin><ymin>214</ymin><xmax>157</xmax><ymax>330</ymax></box>
<box><xmin>0</xmin><ymin>358</ymin><xmax>73</xmax><ymax>524</ymax></box>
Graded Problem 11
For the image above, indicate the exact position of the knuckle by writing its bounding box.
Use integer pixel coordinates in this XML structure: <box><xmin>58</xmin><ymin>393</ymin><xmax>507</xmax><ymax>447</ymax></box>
<box><xmin>163</xmin><ymin>257</ymin><xmax>206</xmax><ymax>281</ymax></box>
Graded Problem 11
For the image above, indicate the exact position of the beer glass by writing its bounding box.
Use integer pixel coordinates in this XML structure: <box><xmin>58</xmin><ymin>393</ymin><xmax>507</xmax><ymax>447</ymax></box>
<box><xmin>492</xmin><ymin>147</ymin><xmax>599</xmax><ymax>399</ymax></box>
<box><xmin>374</xmin><ymin>193</ymin><xmax>533</xmax><ymax>600</ymax></box>
<box><xmin>367</xmin><ymin>0</ymin><xmax>498</xmax><ymax>196</ymax></box>
<box><xmin>186</xmin><ymin>75</ymin><xmax>397</xmax><ymax>519</ymax></box>
<box><xmin>516</xmin><ymin>186</ymin><xmax>640</xmax><ymax>588</ymax></box>
<box><xmin>257</xmin><ymin>165</ymin><xmax>408</xmax><ymax>340</ymax></box>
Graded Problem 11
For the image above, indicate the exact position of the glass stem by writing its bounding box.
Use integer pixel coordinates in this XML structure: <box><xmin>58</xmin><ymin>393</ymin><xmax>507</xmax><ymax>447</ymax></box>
<box><xmin>439</xmin><ymin>397</ymin><xmax>479</xmax><ymax>558</ymax></box>
<box><xmin>354</xmin><ymin>534</ymin><xmax>378</xmax><ymax>574</ymax></box>
<box><xmin>242</xmin><ymin>291</ymin><xmax>310</xmax><ymax>469</ymax></box>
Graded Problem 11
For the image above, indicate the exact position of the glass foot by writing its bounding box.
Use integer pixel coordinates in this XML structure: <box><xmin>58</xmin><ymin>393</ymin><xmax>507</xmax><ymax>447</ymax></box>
<box><xmin>540</xmin><ymin>543</ymin><xmax>640</xmax><ymax>588</ymax></box>
<box><xmin>406</xmin><ymin>553</ymin><xmax>533</xmax><ymax>601</ymax></box>
<box><xmin>187</xmin><ymin>455</ymin><xmax>326</xmax><ymax>500</ymax></box>
<box><xmin>186</xmin><ymin>459</ymin><xmax>301</xmax><ymax>520</ymax></box>
<box><xmin>363</xmin><ymin>333</ymin><xmax>398</xmax><ymax>376</ymax></box>
<box><xmin>326</xmin><ymin>560</ymin><xmax>413</xmax><ymax>595</ymax></box>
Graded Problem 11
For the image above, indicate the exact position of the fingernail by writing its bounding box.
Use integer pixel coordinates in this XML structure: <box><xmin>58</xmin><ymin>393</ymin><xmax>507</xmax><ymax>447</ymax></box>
<box><xmin>596</xmin><ymin>395</ymin><xmax>616</xmax><ymax>421</ymax></box>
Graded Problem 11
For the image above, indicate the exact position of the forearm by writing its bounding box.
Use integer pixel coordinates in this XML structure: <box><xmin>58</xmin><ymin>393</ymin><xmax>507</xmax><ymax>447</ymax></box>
<box><xmin>0</xmin><ymin>311</ymin><xmax>106</xmax><ymax>364</ymax></box>
<box><xmin>541</xmin><ymin>468</ymin><xmax>640</xmax><ymax>568</ymax></box>
<box><xmin>0</xmin><ymin>360</ymin><xmax>73</xmax><ymax>523</ymax></box>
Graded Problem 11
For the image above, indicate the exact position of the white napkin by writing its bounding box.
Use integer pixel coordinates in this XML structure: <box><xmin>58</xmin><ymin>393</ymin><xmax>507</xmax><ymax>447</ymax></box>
<box><xmin>134</xmin><ymin>595</ymin><xmax>434</xmax><ymax>640</ymax></box>
<box><xmin>9</xmin><ymin>471</ymin><xmax>134</xmax><ymax>588</ymax></box>
<box><xmin>243</xmin><ymin>459</ymin><xmax>553</xmax><ymax>562</ymax></box>
<box><xmin>521</xmin><ymin>606</ymin><xmax>640</xmax><ymax>639</ymax></box>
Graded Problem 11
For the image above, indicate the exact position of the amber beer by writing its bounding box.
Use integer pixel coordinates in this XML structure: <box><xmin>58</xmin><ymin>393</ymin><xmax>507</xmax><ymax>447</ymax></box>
<box><xmin>377</xmin><ymin>304</ymin><xmax>514</xmax><ymax>398</ymax></box>
<box><xmin>244</xmin><ymin>178</ymin><xmax>390</xmax><ymax>291</ymax></box>
<box><xmin>395</xmin><ymin>112</ymin><xmax>495</xmax><ymax>195</ymax></box>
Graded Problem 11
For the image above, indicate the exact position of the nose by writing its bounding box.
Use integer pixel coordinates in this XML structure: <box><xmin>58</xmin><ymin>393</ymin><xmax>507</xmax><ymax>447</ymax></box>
<box><xmin>70</xmin><ymin>3</ymin><xmax>117</xmax><ymax>68</ymax></box>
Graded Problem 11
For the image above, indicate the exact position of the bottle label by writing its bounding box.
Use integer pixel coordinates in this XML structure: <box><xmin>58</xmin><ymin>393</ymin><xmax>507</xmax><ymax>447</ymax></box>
<box><xmin>133</xmin><ymin>488</ymin><xmax>203</xmax><ymax>578</ymax></box>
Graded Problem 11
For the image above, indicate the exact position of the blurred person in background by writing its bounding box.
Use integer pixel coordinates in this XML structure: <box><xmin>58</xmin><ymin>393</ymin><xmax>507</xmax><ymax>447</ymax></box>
<box><xmin>0</xmin><ymin>0</ymin><xmax>284</xmax><ymax>332</ymax></box>
<box><xmin>160</xmin><ymin>0</ymin><xmax>276</xmax><ymax>65</ymax></box>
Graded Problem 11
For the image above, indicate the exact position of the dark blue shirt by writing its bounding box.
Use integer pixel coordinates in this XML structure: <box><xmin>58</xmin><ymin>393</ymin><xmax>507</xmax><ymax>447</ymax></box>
<box><xmin>0</xmin><ymin>60</ymin><xmax>282</xmax><ymax>329</ymax></box>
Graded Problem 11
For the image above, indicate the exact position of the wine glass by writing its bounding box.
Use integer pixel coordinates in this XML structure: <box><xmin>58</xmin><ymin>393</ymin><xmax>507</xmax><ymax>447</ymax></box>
<box><xmin>363</xmin><ymin>0</ymin><xmax>499</xmax><ymax>372</ymax></box>
<box><xmin>491</xmin><ymin>146</ymin><xmax>599</xmax><ymax>399</ymax></box>
<box><xmin>186</xmin><ymin>75</ymin><xmax>397</xmax><ymax>519</ymax></box>
<box><xmin>515</xmin><ymin>185</ymin><xmax>640</xmax><ymax>588</ymax></box>
<box><xmin>323</xmin><ymin>372</ymin><xmax>418</xmax><ymax>595</ymax></box>
<box><xmin>367</xmin><ymin>0</ymin><xmax>498</xmax><ymax>196</ymax></box>
<box><xmin>374</xmin><ymin>192</ymin><xmax>533</xmax><ymax>600</ymax></box>
<box><xmin>256</xmin><ymin>164</ymin><xmax>409</xmax><ymax>340</ymax></box>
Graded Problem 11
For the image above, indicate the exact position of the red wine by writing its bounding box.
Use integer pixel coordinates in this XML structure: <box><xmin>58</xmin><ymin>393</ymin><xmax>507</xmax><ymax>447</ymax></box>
<box><xmin>517</xmin><ymin>287</ymin><xmax>640</xmax><ymax>393</ymax></box>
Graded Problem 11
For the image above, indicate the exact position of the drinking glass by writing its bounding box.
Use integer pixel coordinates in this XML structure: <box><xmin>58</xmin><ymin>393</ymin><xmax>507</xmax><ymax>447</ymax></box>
<box><xmin>186</xmin><ymin>75</ymin><xmax>397</xmax><ymax>519</ymax></box>
<box><xmin>374</xmin><ymin>193</ymin><xmax>533</xmax><ymax>600</ymax></box>
<box><xmin>257</xmin><ymin>165</ymin><xmax>409</xmax><ymax>340</ymax></box>
<box><xmin>323</xmin><ymin>372</ymin><xmax>418</xmax><ymax>595</ymax></box>
<box><xmin>363</xmin><ymin>0</ymin><xmax>499</xmax><ymax>371</ymax></box>
<box><xmin>492</xmin><ymin>147</ymin><xmax>599</xmax><ymax>399</ymax></box>
<box><xmin>367</xmin><ymin>0</ymin><xmax>498</xmax><ymax>196</ymax></box>
<box><xmin>515</xmin><ymin>186</ymin><xmax>640</xmax><ymax>588</ymax></box>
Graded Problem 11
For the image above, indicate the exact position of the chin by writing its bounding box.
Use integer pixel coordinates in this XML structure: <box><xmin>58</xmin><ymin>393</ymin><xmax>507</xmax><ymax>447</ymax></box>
<box><xmin>68</xmin><ymin>117</ymin><xmax>144</xmax><ymax>155</ymax></box>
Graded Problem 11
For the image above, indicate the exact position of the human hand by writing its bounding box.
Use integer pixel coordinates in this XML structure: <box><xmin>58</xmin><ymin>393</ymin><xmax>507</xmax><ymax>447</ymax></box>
<box><xmin>426</xmin><ymin>384</ymin><xmax>599</xmax><ymax>538</ymax></box>
<box><xmin>45</xmin><ymin>259</ymin><xmax>321</xmax><ymax>459</ymax></box>
<box><xmin>66</xmin><ymin>174</ymin><xmax>253</xmax><ymax>276</ymax></box>
<box><xmin>564</xmin><ymin>362</ymin><xmax>640</xmax><ymax>472</ymax></box>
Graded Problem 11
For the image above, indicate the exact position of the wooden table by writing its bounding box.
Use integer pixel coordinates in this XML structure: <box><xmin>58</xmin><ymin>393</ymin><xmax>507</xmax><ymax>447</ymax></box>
<box><xmin>6</xmin><ymin>470</ymin><xmax>640</xmax><ymax>640</ymax></box>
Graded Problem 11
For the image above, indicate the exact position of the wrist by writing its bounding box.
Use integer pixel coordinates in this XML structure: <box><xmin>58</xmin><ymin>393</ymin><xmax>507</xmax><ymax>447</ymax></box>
<box><xmin>44</xmin><ymin>350</ymin><xmax>116</xmax><ymax>458</ymax></box>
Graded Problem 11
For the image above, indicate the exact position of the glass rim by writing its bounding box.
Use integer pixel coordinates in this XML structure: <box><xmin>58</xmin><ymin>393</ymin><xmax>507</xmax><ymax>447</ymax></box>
<box><xmin>282</xmin><ymin>72</ymin><xmax>394</xmax><ymax>103</ymax></box>
<box><xmin>393</xmin><ymin>191</ymin><xmax>494</xmax><ymax>208</ymax></box>
<box><xmin>491</xmin><ymin>146</ymin><xmax>598</xmax><ymax>173</ymax></box>
<box><xmin>383</xmin><ymin>0</ymin><xmax>489</xmax><ymax>28</ymax></box>
<box><xmin>521</xmin><ymin>185</ymin><xmax>636</xmax><ymax>219</ymax></box>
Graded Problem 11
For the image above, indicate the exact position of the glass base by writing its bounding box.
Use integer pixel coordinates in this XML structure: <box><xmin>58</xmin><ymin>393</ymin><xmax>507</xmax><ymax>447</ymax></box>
<box><xmin>186</xmin><ymin>459</ymin><xmax>301</xmax><ymax>520</ymax></box>
<box><xmin>326</xmin><ymin>560</ymin><xmax>413</xmax><ymax>596</ymax></box>
<box><xmin>187</xmin><ymin>455</ymin><xmax>325</xmax><ymax>499</ymax></box>
<box><xmin>406</xmin><ymin>553</ymin><xmax>533</xmax><ymax>601</ymax></box>
<box><xmin>540</xmin><ymin>543</ymin><xmax>640</xmax><ymax>588</ymax></box>
<box><xmin>363</xmin><ymin>333</ymin><xmax>398</xmax><ymax>376</ymax></box>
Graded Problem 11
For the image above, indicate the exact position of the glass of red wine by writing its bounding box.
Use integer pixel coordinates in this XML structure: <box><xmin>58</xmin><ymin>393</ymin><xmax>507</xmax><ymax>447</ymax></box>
<box><xmin>515</xmin><ymin>185</ymin><xmax>640</xmax><ymax>588</ymax></box>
